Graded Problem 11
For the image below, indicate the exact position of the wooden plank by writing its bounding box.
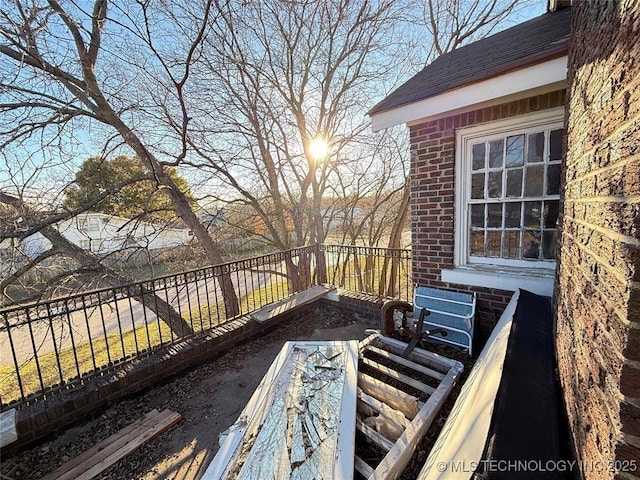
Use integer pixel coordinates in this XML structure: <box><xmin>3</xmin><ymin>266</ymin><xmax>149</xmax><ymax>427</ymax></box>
<box><xmin>354</xmin><ymin>456</ymin><xmax>374</xmax><ymax>479</ymax></box>
<box><xmin>356</xmin><ymin>419</ymin><xmax>394</xmax><ymax>452</ymax></box>
<box><xmin>376</xmin><ymin>335</ymin><xmax>458</xmax><ymax>371</ymax></box>
<box><xmin>371</xmin><ymin>364</ymin><xmax>463</xmax><ymax>480</ymax></box>
<box><xmin>361</xmin><ymin>357</ymin><xmax>435</xmax><ymax>395</ymax></box>
<box><xmin>43</xmin><ymin>409</ymin><xmax>181</xmax><ymax>480</ymax></box>
<box><xmin>358</xmin><ymin>373</ymin><xmax>420</xmax><ymax>420</ymax></box>
<box><xmin>365</xmin><ymin>345</ymin><xmax>446</xmax><ymax>381</ymax></box>
<box><xmin>203</xmin><ymin>340</ymin><xmax>358</xmax><ymax>480</ymax></box>
<box><xmin>357</xmin><ymin>390</ymin><xmax>410</xmax><ymax>428</ymax></box>
<box><xmin>250</xmin><ymin>285</ymin><xmax>336</xmax><ymax>322</ymax></box>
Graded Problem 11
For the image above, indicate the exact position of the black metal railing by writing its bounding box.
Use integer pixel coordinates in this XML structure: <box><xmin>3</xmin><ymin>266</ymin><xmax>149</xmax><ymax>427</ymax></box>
<box><xmin>323</xmin><ymin>244</ymin><xmax>412</xmax><ymax>302</ymax></box>
<box><xmin>0</xmin><ymin>244</ymin><xmax>410</xmax><ymax>408</ymax></box>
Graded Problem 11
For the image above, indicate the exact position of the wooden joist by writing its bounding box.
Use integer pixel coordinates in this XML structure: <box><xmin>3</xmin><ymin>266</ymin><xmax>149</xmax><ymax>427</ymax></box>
<box><xmin>358</xmin><ymin>372</ymin><xmax>420</xmax><ymax>421</ymax></box>
<box><xmin>355</xmin><ymin>334</ymin><xmax>464</xmax><ymax>480</ymax></box>
<box><xmin>365</xmin><ymin>345</ymin><xmax>446</xmax><ymax>381</ymax></box>
<box><xmin>361</xmin><ymin>357</ymin><xmax>435</xmax><ymax>395</ymax></box>
<box><xmin>42</xmin><ymin>409</ymin><xmax>182</xmax><ymax>480</ymax></box>
<box><xmin>371</xmin><ymin>365</ymin><xmax>462</xmax><ymax>480</ymax></box>
<box><xmin>355</xmin><ymin>456</ymin><xmax>374</xmax><ymax>478</ymax></box>
<box><xmin>356</xmin><ymin>419</ymin><xmax>395</xmax><ymax>452</ymax></box>
<box><xmin>377</xmin><ymin>336</ymin><xmax>459</xmax><ymax>371</ymax></box>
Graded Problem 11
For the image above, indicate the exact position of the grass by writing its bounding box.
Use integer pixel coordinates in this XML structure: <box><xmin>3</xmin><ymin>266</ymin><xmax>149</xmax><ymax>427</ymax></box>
<box><xmin>0</xmin><ymin>321</ymin><xmax>172</xmax><ymax>403</ymax></box>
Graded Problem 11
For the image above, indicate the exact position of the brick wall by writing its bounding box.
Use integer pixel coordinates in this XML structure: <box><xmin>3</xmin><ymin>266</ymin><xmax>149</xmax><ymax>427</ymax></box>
<box><xmin>556</xmin><ymin>3</ymin><xmax>640</xmax><ymax>479</ymax></box>
<box><xmin>409</xmin><ymin>90</ymin><xmax>566</xmax><ymax>340</ymax></box>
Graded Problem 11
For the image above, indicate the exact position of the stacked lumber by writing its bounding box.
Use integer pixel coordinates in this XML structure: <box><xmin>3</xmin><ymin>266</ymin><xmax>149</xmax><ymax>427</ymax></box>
<box><xmin>354</xmin><ymin>334</ymin><xmax>464</xmax><ymax>480</ymax></box>
<box><xmin>42</xmin><ymin>408</ymin><xmax>181</xmax><ymax>480</ymax></box>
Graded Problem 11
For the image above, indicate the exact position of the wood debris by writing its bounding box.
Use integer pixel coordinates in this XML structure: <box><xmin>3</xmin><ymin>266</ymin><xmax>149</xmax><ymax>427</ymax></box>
<box><xmin>41</xmin><ymin>409</ymin><xmax>181</xmax><ymax>480</ymax></box>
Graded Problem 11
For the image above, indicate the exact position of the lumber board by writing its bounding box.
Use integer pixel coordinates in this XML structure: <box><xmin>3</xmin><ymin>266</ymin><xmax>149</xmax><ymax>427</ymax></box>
<box><xmin>250</xmin><ymin>285</ymin><xmax>336</xmax><ymax>322</ymax></box>
<box><xmin>358</xmin><ymin>373</ymin><xmax>419</xmax><ymax>420</ymax></box>
<box><xmin>361</xmin><ymin>357</ymin><xmax>435</xmax><ymax>395</ymax></box>
<box><xmin>356</xmin><ymin>419</ymin><xmax>394</xmax><ymax>452</ymax></box>
<box><xmin>42</xmin><ymin>409</ymin><xmax>181</xmax><ymax>480</ymax></box>
<box><xmin>371</xmin><ymin>364</ymin><xmax>463</xmax><ymax>480</ymax></box>
<box><xmin>376</xmin><ymin>336</ymin><xmax>458</xmax><ymax>371</ymax></box>
<box><xmin>365</xmin><ymin>345</ymin><xmax>446</xmax><ymax>381</ymax></box>
<box><xmin>354</xmin><ymin>456</ymin><xmax>374</xmax><ymax>479</ymax></box>
<box><xmin>357</xmin><ymin>389</ymin><xmax>410</xmax><ymax>428</ymax></box>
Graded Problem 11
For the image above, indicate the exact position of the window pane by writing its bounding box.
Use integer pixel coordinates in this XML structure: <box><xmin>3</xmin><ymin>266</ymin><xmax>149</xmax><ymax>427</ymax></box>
<box><xmin>472</xmin><ymin>143</ymin><xmax>485</xmax><ymax>170</ymax></box>
<box><xmin>489</xmin><ymin>139</ymin><xmax>504</xmax><ymax>168</ymax></box>
<box><xmin>544</xmin><ymin>200</ymin><xmax>560</xmax><ymax>228</ymax></box>
<box><xmin>470</xmin><ymin>231</ymin><xmax>485</xmax><ymax>255</ymax></box>
<box><xmin>487</xmin><ymin>204</ymin><xmax>502</xmax><ymax>228</ymax></box>
<box><xmin>547</xmin><ymin>164</ymin><xmax>561</xmax><ymax>195</ymax></box>
<box><xmin>488</xmin><ymin>171</ymin><xmax>502</xmax><ymax>198</ymax></box>
<box><xmin>527</xmin><ymin>132</ymin><xmax>544</xmax><ymax>163</ymax></box>
<box><xmin>505</xmin><ymin>135</ymin><xmax>524</xmax><ymax>167</ymax></box>
<box><xmin>549</xmin><ymin>129</ymin><xmax>563</xmax><ymax>160</ymax></box>
<box><xmin>523</xmin><ymin>230</ymin><xmax>541</xmax><ymax>259</ymax></box>
<box><xmin>503</xmin><ymin>231</ymin><xmax>520</xmax><ymax>259</ymax></box>
<box><xmin>524</xmin><ymin>164</ymin><xmax>544</xmax><ymax>196</ymax></box>
<box><xmin>471</xmin><ymin>204</ymin><xmax>485</xmax><ymax>228</ymax></box>
<box><xmin>542</xmin><ymin>230</ymin><xmax>558</xmax><ymax>259</ymax></box>
<box><xmin>524</xmin><ymin>201</ymin><xmax>541</xmax><ymax>228</ymax></box>
<box><xmin>505</xmin><ymin>202</ymin><xmax>522</xmax><ymax>228</ymax></box>
<box><xmin>506</xmin><ymin>168</ymin><xmax>523</xmax><ymax>197</ymax></box>
<box><xmin>486</xmin><ymin>231</ymin><xmax>501</xmax><ymax>257</ymax></box>
<box><xmin>471</xmin><ymin>173</ymin><xmax>484</xmax><ymax>199</ymax></box>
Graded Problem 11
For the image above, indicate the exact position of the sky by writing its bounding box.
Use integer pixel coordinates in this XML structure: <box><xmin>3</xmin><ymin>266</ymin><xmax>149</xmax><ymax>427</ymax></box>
<box><xmin>0</xmin><ymin>0</ymin><xmax>549</xmax><ymax>206</ymax></box>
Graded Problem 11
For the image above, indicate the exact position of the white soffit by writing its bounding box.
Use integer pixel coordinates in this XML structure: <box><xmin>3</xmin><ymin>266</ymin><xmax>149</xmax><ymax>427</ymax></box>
<box><xmin>371</xmin><ymin>56</ymin><xmax>568</xmax><ymax>132</ymax></box>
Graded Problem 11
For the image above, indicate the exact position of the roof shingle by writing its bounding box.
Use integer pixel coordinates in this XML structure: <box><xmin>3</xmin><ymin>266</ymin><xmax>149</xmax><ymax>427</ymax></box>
<box><xmin>369</xmin><ymin>8</ymin><xmax>571</xmax><ymax>116</ymax></box>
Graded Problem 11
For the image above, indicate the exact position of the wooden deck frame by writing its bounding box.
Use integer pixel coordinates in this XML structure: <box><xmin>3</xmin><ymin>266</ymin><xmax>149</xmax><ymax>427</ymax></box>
<box><xmin>356</xmin><ymin>333</ymin><xmax>464</xmax><ymax>480</ymax></box>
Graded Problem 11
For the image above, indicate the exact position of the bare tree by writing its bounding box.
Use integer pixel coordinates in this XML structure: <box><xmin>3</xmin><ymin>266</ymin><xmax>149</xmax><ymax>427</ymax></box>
<box><xmin>177</xmin><ymin>0</ymin><xmax>410</xmax><ymax>288</ymax></box>
<box><xmin>0</xmin><ymin>191</ymin><xmax>195</xmax><ymax>336</ymax></box>
<box><xmin>0</xmin><ymin>0</ymin><xmax>240</xmax><ymax>315</ymax></box>
<box><xmin>420</xmin><ymin>0</ymin><xmax>538</xmax><ymax>60</ymax></box>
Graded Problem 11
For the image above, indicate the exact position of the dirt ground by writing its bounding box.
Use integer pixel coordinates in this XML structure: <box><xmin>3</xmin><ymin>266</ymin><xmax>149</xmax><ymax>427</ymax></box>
<box><xmin>1</xmin><ymin>304</ymin><xmax>377</xmax><ymax>480</ymax></box>
<box><xmin>1</xmin><ymin>303</ymin><xmax>473</xmax><ymax>480</ymax></box>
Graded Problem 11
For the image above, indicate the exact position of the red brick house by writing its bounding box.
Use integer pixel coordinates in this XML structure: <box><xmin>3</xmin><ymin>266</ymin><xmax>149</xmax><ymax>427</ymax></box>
<box><xmin>370</xmin><ymin>2</ymin><xmax>640</xmax><ymax>478</ymax></box>
<box><xmin>370</xmin><ymin>7</ymin><xmax>570</xmax><ymax>335</ymax></box>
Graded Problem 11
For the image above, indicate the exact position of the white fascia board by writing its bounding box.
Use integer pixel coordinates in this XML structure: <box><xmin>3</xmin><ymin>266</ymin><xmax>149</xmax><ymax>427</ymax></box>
<box><xmin>371</xmin><ymin>56</ymin><xmax>568</xmax><ymax>132</ymax></box>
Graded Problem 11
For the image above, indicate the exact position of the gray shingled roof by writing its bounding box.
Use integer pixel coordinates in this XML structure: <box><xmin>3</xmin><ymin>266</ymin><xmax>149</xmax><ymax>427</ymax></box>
<box><xmin>369</xmin><ymin>8</ymin><xmax>571</xmax><ymax>115</ymax></box>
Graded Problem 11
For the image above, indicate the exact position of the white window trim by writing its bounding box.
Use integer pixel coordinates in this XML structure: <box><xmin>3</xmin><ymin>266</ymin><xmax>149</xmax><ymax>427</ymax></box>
<box><xmin>445</xmin><ymin>107</ymin><xmax>565</xmax><ymax>294</ymax></box>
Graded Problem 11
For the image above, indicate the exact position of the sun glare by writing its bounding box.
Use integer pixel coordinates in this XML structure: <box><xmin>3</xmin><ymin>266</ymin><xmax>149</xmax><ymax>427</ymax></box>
<box><xmin>309</xmin><ymin>137</ymin><xmax>329</xmax><ymax>161</ymax></box>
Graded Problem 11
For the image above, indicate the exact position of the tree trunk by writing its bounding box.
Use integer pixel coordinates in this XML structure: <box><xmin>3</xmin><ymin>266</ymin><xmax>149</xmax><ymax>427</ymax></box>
<box><xmin>381</xmin><ymin>177</ymin><xmax>410</xmax><ymax>297</ymax></box>
<box><xmin>40</xmin><ymin>225</ymin><xmax>196</xmax><ymax>337</ymax></box>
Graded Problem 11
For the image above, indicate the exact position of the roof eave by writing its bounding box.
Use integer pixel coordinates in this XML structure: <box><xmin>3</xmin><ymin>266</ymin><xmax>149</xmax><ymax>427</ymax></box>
<box><xmin>370</xmin><ymin>55</ymin><xmax>568</xmax><ymax>132</ymax></box>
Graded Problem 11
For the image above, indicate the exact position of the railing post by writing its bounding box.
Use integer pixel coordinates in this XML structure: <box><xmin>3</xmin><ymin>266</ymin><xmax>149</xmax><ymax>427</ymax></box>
<box><xmin>316</xmin><ymin>243</ymin><xmax>327</xmax><ymax>284</ymax></box>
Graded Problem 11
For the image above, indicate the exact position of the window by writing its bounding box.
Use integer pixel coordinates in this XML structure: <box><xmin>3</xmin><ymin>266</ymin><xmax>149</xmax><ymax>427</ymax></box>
<box><xmin>455</xmin><ymin>109</ymin><xmax>564</xmax><ymax>271</ymax></box>
<box><xmin>87</xmin><ymin>218</ymin><xmax>100</xmax><ymax>232</ymax></box>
